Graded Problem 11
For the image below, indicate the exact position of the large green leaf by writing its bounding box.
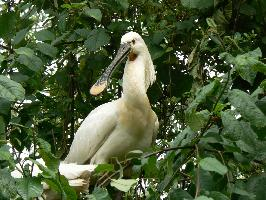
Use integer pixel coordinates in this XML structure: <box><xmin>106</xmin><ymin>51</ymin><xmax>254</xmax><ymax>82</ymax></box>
<box><xmin>0</xmin><ymin>54</ymin><xmax>4</xmax><ymax>63</ymax></box>
<box><xmin>0</xmin><ymin>12</ymin><xmax>16</xmax><ymax>38</ymax></box>
<box><xmin>83</xmin><ymin>8</ymin><xmax>102</xmax><ymax>22</ymax></box>
<box><xmin>199</xmin><ymin>157</ymin><xmax>228</xmax><ymax>175</ymax></box>
<box><xmin>15</xmin><ymin>47</ymin><xmax>43</xmax><ymax>71</ymax></box>
<box><xmin>243</xmin><ymin>173</ymin><xmax>266</xmax><ymax>200</ymax></box>
<box><xmin>12</xmin><ymin>28</ymin><xmax>28</xmax><ymax>45</ymax></box>
<box><xmin>16</xmin><ymin>177</ymin><xmax>43</xmax><ymax>200</ymax></box>
<box><xmin>38</xmin><ymin>138</ymin><xmax>59</xmax><ymax>172</ymax></box>
<box><xmin>15</xmin><ymin>47</ymin><xmax>34</xmax><ymax>57</ymax></box>
<box><xmin>84</xmin><ymin>29</ymin><xmax>110</xmax><ymax>51</ymax></box>
<box><xmin>17</xmin><ymin>54</ymin><xmax>43</xmax><ymax>72</ymax></box>
<box><xmin>0</xmin><ymin>168</ymin><xmax>17</xmax><ymax>200</ymax></box>
<box><xmin>168</xmin><ymin>188</ymin><xmax>193</xmax><ymax>200</ymax></box>
<box><xmin>220</xmin><ymin>48</ymin><xmax>265</xmax><ymax>85</ymax></box>
<box><xmin>36</xmin><ymin>43</ymin><xmax>58</xmax><ymax>58</ymax></box>
<box><xmin>228</xmin><ymin>89</ymin><xmax>266</xmax><ymax>128</ymax></box>
<box><xmin>186</xmin><ymin>109</ymin><xmax>210</xmax><ymax>131</ymax></box>
<box><xmin>186</xmin><ymin>80</ymin><xmax>220</xmax><ymax>112</ymax></box>
<box><xmin>0</xmin><ymin>75</ymin><xmax>25</xmax><ymax>101</ymax></box>
<box><xmin>34</xmin><ymin>29</ymin><xmax>55</xmax><ymax>41</ymax></box>
<box><xmin>115</xmin><ymin>0</ymin><xmax>129</xmax><ymax>10</ymax></box>
<box><xmin>0</xmin><ymin>116</ymin><xmax>4</xmax><ymax>135</ymax></box>
<box><xmin>87</xmin><ymin>187</ymin><xmax>111</xmax><ymax>200</ymax></box>
<box><xmin>195</xmin><ymin>196</ymin><xmax>214</xmax><ymax>200</ymax></box>
<box><xmin>171</xmin><ymin>127</ymin><xmax>196</xmax><ymax>147</ymax></box>
<box><xmin>0</xmin><ymin>97</ymin><xmax>11</xmax><ymax>116</ymax></box>
<box><xmin>94</xmin><ymin>164</ymin><xmax>114</xmax><ymax>173</ymax></box>
<box><xmin>181</xmin><ymin>0</ymin><xmax>213</xmax><ymax>9</ymax></box>
<box><xmin>0</xmin><ymin>145</ymin><xmax>15</xmax><ymax>168</ymax></box>
<box><xmin>110</xmin><ymin>179</ymin><xmax>137</xmax><ymax>192</ymax></box>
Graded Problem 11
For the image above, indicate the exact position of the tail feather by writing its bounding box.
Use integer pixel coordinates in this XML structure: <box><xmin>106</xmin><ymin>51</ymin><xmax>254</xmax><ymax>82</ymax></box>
<box><xmin>59</xmin><ymin>162</ymin><xmax>96</xmax><ymax>180</ymax></box>
<box><xmin>43</xmin><ymin>163</ymin><xmax>96</xmax><ymax>199</ymax></box>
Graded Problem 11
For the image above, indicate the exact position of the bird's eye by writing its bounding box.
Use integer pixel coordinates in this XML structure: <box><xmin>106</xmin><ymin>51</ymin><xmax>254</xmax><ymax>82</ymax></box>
<box><xmin>132</xmin><ymin>39</ymin><xmax>135</xmax><ymax>44</ymax></box>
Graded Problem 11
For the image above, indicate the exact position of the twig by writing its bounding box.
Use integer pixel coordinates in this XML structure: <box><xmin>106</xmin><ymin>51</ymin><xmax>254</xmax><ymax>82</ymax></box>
<box><xmin>218</xmin><ymin>150</ymin><xmax>231</xmax><ymax>197</ymax></box>
<box><xmin>212</xmin><ymin>70</ymin><xmax>231</xmax><ymax>111</ymax></box>
<box><xmin>194</xmin><ymin>144</ymin><xmax>200</xmax><ymax>198</ymax></box>
<box><xmin>98</xmin><ymin>162</ymin><xmax>131</xmax><ymax>187</ymax></box>
<box><xmin>0</xmin><ymin>44</ymin><xmax>9</xmax><ymax>50</ymax></box>
<box><xmin>158</xmin><ymin>149</ymin><xmax>195</xmax><ymax>196</ymax></box>
<box><xmin>144</xmin><ymin>145</ymin><xmax>194</xmax><ymax>158</ymax></box>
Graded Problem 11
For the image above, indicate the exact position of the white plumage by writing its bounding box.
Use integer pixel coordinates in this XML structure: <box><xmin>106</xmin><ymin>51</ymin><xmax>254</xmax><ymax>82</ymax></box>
<box><xmin>13</xmin><ymin>32</ymin><xmax>159</xmax><ymax>199</ymax></box>
<box><xmin>64</xmin><ymin>32</ymin><xmax>159</xmax><ymax>164</ymax></box>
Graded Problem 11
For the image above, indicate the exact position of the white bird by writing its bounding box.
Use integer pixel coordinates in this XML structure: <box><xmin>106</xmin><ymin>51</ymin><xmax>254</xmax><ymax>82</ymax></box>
<box><xmin>64</xmin><ymin>31</ymin><xmax>159</xmax><ymax>164</ymax></box>
<box><xmin>13</xmin><ymin>32</ymin><xmax>158</xmax><ymax>199</ymax></box>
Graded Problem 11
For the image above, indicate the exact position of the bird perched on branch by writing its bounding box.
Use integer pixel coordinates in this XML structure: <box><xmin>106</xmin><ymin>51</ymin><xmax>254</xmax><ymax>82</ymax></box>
<box><xmin>64</xmin><ymin>31</ymin><xmax>159</xmax><ymax>164</ymax></box>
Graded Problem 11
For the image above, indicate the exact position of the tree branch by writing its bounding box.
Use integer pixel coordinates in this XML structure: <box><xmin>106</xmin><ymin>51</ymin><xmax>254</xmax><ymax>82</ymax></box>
<box><xmin>144</xmin><ymin>145</ymin><xmax>194</xmax><ymax>158</ymax></box>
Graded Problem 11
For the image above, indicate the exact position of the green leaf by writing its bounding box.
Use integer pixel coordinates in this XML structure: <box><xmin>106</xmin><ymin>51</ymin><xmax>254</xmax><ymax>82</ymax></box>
<box><xmin>199</xmin><ymin>157</ymin><xmax>228</xmax><ymax>175</ymax></box>
<box><xmin>15</xmin><ymin>47</ymin><xmax>34</xmax><ymax>57</ymax></box>
<box><xmin>142</xmin><ymin>156</ymin><xmax>159</xmax><ymax>177</ymax></box>
<box><xmin>245</xmin><ymin>173</ymin><xmax>266</xmax><ymax>200</ymax></box>
<box><xmin>221</xmin><ymin>110</ymin><xmax>243</xmax><ymax>141</ymax></box>
<box><xmin>61</xmin><ymin>2</ymin><xmax>86</xmax><ymax>9</ymax></box>
<box><xmin>240</xmin><ymin>3</ymin><xmax>256</xmax><ymax>16</ymax></box>
<box><xmin>16</xmin><ymin>177</ymin><xmax>43</xmax><ymax>200</ymax></box>
<box><xmin>84</xmin><ymin>29</ymin><xmax>110</xmax><ymax>51</ymax></box>
<box><xmin>206</xmin><ymin>18</ymin><xmax>217</xmax><ymax>28</ymax></box>
<box><xmin>13</xmin><ymin>28</ymin><xmax>28</xmax><ymax>45</ymax></box>
<box><xmin>0</xmin><ymin>54</ymin><xmax>4</xmax><ymax>63</ymax></box>
<box><xmin>252</xmin><ymin>61</ymin><xmax>266</xmax><ymax>74</ymax></box>
<box><xmin>228</xmin><ymin>89</ymin><xmax>266</xmax><ymax>128</ymax></box>
<box><xmin>43</xmin><ymin>175</ymin><xmax>77</xmax><ymax>200</ymax></box>
<box><xmin>0</xmin><ymin>97</ymin><xmax>11</xmax><ymax>116</ymax></box>
<box><xmin>233</xmin><ymin>187</ymin><xmax>256</xmax><ymax>199</ymax></box>
<box><xmin>34</xmin><ymin>29</ymin><xmax>55</xmax><ymax>41</ymax></box>
<box><xmin>10</xmin><ymin>72</ymin><xmax>30</xmax><ymax>83</ymax></box>
<box><xmin>0</xmin><ymin>116</ymin><xmax>4</xmax><ymax>134</ymax></box>
<box><xmin>0</xmin><ymin>145</ymin><xmax>15</xmax><ymax>168</ymax></box>
<box><xmin>0</xmin><ymin>12</ymin><xmax>16</xmax><ymax>38</ymax></box>
<box><xmin>256</xmin><ymin>96</ymin><xmax>266</xmax><ymax>115</ymax></box>
<box><xmin>87</xmin><ymin>187</ymin><xmax>111</xmax><ymax>200</ymax></box>
<box><xmin>181</xmin><ymin>0</ymin><xmax>213</xmax><ymax>9</ymax></box>
<box><xmin>84</xmin><ymin>8</ymin><xmax>102</xmax><ymax>22</ymax></box>
<box><xmin>209</xmin><ymin>191</ymin><xmax>229</xmax><ymax>200</ymax></box>
<box><xmin>38</xmin><ymin>139</ymin><xmax>59</xmax><ymax>172</ymax></box>
<box><xmin>186</xmin><ymin>109</ymin><xmax>210</xmax><ymax>131</ymax></box>
<box><xmin>168</xmin><ymin>188</ymin><xmax>193</xmax><ymax>200</ymax></box>
<box><xmin>0</xmin><ymin>168</ymin><xmax>17</xmax><ymax>199</ymax></box>
<box><xmin>36</xmin><ymin>43</ymin><xmax>58</xmax><ymax>58</ymax></box>
<box><xmin>171</xmin><ymin>127</ymin><xmax>196</xmax><ymax>147</ymax></box>
<box><xmin>115</xmin><ymin>0</ymin><xmax>129</xmax><ymax>10</ymax></box>
<box><xmin>186</xmin><ymin>80</ymin><xmax>220</xmax><ymax>112</ymax></box>
<box><xmin>94</xmin><ymin>164</ymin><xmax>114</xmax><ymax>173</ymax></box>
<box><xmin>195</xmin><ymin>196</ymin><xmax>214</xmax><ymax>200</ymax></box>
<box><xmin>0</xmin><ymin>75</ymin><xmax>25</xmax><ymax>101</ymax></box>
<box><xmin>17</xmin><ymin>54</ymin><xmax>43</xmax><ymax>72</ymax></box>
<box><xmin>148</xmin><ymin>44</ymin><xmax>165</xmax><ymax>60</ymax></box>
<box><xmin>110</xmin><ymin>179</ymin><xmax>137</xmax><ymax>192</ymax></box>
<box><xmin>220</xmin><ymin>48</ymin><xmax>264</xmax><ymax>85</ymax></box>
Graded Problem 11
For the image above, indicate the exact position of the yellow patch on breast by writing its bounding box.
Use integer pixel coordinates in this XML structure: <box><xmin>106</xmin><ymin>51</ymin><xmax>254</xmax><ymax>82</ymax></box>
<box><xmin>129</xmin><ymin>52</ymin><xmax>137</xmax><ymax>61</ymax></box>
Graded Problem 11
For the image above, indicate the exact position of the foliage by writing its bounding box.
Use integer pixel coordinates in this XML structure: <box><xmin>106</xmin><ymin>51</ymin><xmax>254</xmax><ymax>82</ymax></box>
<box><xmin>0</xmin><ymin>0</ymin><xmax>266</xmax><ymax>199</ymax></box>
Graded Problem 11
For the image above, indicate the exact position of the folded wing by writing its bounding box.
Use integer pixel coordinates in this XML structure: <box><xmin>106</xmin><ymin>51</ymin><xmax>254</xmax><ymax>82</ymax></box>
<box><xmin>64</xmin><ymin>100</ymin><xmax>119</xmax><ymax>164</ymax></box>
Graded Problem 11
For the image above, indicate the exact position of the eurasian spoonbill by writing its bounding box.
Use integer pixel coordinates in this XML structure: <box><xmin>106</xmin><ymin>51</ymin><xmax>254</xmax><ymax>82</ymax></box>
<box><xmin>64</xmin><ymin>31</ymin><xmax>159</xmax><ymax>164</ymax></box>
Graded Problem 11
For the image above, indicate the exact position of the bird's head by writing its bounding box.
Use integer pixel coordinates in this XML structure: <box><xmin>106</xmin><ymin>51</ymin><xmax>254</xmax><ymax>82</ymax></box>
<box><xmin>90</xmin><ymin>32</ymin><xmax>154</xmax><ymax>95</ymax></box>
<box><xmin>121</xmin><ymin>32</ymin><xmax>147</xmax><ymax>57</ymax></box>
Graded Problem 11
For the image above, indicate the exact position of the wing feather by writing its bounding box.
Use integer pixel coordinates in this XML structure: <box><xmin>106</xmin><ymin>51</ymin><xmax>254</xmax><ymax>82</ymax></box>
<box><xmin>64</xmin><ymin>100</ymin><xmax>119</xmax><ymax>164</ymax></box>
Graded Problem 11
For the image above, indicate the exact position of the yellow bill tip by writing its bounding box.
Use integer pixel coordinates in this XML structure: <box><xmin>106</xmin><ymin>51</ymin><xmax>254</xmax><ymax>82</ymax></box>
<box><xmin>90</xmin><ymin>81</ymin><xmax>107</xmax><ymax>96</ymax></box>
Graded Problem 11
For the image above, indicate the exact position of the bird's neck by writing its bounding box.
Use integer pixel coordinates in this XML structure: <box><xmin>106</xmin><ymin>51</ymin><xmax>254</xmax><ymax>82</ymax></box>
<box><xmin>122</xmin><ymin>55</ymin><xmax>150</xmax><ymax>109</ymax></box>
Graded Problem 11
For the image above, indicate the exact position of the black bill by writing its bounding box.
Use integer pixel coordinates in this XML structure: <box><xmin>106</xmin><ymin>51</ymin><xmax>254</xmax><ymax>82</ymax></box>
<box><xmin>90</xmin><ymin>42</ymin><xmax>131</xmax><ymax>95</ymax></box>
